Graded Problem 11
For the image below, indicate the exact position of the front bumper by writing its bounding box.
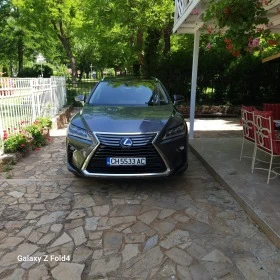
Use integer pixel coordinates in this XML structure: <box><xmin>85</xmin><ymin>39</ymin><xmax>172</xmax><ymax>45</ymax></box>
<box><xmin>67</xmin><ymin>132</ymin><xmax>188</xmax><ymax>178</ymax></box>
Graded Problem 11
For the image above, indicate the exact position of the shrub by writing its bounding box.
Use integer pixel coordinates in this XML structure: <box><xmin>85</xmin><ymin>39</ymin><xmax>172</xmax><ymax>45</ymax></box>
<box><xmin>34</xmin><ymin>117</ymin><xmax>52</xmax><ymax>129</ymax></box>
<box><xmin>25</xmin><ymin>125</ymin><xmax>46</xmax><ymax>148</ymax></box>
<box><xmin>4</xmin><ymin>133</ymin><xmax>30</xmax><ymax>153</ymax></box>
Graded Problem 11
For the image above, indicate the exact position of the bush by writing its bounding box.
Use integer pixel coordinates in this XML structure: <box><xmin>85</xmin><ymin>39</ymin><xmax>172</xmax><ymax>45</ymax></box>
<box><xmin>3</xmin><ymin>117</ymin><xmax>52</xmax><ymax>153</ymax></box>
<box><xmin>34</xmin><ymin>117</ymin><xmax>52</xmax><ymax>129</ymax></box>
<box><xmin>4</xmin><ymin>133</ymin><xmax>31</xmax><ymax>153</ymax></box>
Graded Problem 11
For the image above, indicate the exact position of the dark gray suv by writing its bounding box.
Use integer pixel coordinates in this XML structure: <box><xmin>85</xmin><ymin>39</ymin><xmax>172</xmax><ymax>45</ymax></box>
<box><xmin>66</xmin><ymin>77</ymin><xmax>188</xmax><ymax>178</ymax></box>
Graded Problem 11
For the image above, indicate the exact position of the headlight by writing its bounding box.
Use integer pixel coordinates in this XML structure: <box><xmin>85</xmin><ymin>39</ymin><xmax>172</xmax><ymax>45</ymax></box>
<box><xmin>68</xmin><ymin>123</ymin><xmax>92</xmax><ymax>141</ymax></box>
<box><xmin>163</xmin><ymin>123</ymin><xmax>186</xmax><ymax>140</ymax></box>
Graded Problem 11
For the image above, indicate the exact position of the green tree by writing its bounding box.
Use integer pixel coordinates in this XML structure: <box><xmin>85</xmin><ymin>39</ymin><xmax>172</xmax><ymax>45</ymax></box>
<box><xmin>13</xmin><ymin>0</ymin><xmax>85</xmax><ymax>82</ymax></box>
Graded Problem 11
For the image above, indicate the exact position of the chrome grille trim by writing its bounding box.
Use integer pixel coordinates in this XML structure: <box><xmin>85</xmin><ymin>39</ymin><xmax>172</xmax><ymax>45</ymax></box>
<box><xmin>95</xmin><ymin>133</ymin><xmax>157</xmax><ymax>147</ymax></box>
<box><xmin>81</xmin><ymin>132</ymin><xmax>171</xmax><ymax>177</ymax></box>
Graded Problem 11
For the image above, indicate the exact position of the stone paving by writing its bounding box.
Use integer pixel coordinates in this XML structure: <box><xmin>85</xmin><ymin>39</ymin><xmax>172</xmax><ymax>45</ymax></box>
<box><xmin>0</xmin><ymin>136</ymin><xmax>280</xmax><ymax>279</ymax></box>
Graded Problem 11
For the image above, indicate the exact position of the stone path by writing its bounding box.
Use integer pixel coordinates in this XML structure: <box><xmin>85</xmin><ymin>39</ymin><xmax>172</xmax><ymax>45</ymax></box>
<box><xmin>0</xmin><ymin>136</ymin><xmax>280</xmax><ymax>279</ymax></box>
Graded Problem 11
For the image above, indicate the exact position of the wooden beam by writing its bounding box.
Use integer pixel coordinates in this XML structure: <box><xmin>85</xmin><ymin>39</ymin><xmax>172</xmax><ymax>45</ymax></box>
<box><xmin>262</xmin><ymin>52</ymin><xmax>280</xmax><ymax>63</ymax></box>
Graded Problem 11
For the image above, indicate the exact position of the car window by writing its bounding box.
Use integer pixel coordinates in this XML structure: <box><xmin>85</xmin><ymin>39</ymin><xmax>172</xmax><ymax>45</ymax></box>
<box><xmin>88</xmin><ymin>81</ymin><xmax>169</xmax><ymax>106</ymax></box>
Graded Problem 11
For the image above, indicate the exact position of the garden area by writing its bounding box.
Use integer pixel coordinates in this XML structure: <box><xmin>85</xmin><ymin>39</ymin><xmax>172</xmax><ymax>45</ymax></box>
<box><xmin>0</xmin><ymin>117</ymin><xmax>52</xmax><ymax>179</ymax></box>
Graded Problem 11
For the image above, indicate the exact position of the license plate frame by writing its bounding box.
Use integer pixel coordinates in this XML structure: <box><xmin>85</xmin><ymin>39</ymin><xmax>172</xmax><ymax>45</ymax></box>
<box><xmin>106</xmin><ymin>157</ymin><xmax>146</xmax><ymax>166</ymax></box>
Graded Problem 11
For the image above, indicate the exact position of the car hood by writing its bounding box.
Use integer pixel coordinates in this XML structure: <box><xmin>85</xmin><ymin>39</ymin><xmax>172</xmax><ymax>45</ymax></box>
<box><xmin>72</xmin><ymin>104</ymin><xmax>176</xmax><ymax>133</ymax></box>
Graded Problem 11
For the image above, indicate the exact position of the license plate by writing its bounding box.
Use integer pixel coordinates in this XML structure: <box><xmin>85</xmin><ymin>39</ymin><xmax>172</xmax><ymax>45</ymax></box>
<box><xmin>106</xmin><ymin>157</ymin><xmax>146</xmax><ymax>166</ymax></box>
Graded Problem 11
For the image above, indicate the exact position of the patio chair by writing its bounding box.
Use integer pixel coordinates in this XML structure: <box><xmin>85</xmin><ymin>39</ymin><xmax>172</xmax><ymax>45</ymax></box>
<box><xmin>252</xmin><ymin>110</ymin><xmax>280</xmax><ymax>184</ymax></box>
<box><xmin>240</xmin><ymin>105</ymin><xmax>255</xmax><ymax>161</ymax></box>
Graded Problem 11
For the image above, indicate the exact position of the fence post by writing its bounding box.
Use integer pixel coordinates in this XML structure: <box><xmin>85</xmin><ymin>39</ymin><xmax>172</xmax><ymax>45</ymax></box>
<box><xmin>30</xmin><ymin>79</ymin><xmax>36</xmax><ymax>121</ymax></box>
<box><xmin>0</xmin><ymin>118</ymin><xmax>4</xmax><ymax>154</ymax></box>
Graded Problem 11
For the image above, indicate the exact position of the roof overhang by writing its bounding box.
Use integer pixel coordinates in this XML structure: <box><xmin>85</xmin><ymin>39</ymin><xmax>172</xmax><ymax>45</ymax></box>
<box><xmin>173</xmin><ymin>0</ymin><xmax>280</xmax><ymax>34</ymax></box>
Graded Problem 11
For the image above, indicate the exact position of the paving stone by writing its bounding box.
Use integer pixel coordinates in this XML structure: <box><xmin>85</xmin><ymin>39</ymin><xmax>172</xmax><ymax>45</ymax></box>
<box><xmin>130</xmin><ymin>221</ymin><xmax>155</xmax><ymax>236</ymax></box>
<box><xmin>92</xmin><ymin>205</ymin><xmax>110</xmax><ymax>216</ymax></box>
<box><xmin>110</xmin><ymin>205</ymin><xmax>141</xmax><ymax>217</ymax></box>
<box><xmin>144</xmin><ymin>235</ymin><xmax>158</xmax><ymax>250</ymax></box>
<box><xmin>124</xmin><ymin>246</ymin><xmax>164</xmax><ymax>278</ymax></box>
<box><xmin>0</xmin><ymin>243</ymin><xmax>38</xmax><ymax>267</ymax></box>
<box><xmin>37</xmin><ymin>233</ymin><xmax>56</xmax><ymax>245</ymax></box>
<box><xmin>32</xmin><ymin>204</ymin><xmax>46</xmax><ymax>210</ymax></box>
<box><xmin>50</xmin><ymin>223</ymin><xmax>63</xmax><ymax>233</ymax></box>
<box><xmin>152</xmin><ymin>220</ymin><xmax>176</xmax><ymax>235</ymax></box>
<box><xmin>4</xmin><ymin>220</ymin><xmax>28</xmax><ymax>230</ymax></box>
<box><xmin>189</xmin><ymin>263</ymin><xmax>212</xmax><ymax>280</ymax></box>
<box><xmin>98</xmin><ymin>216</ymin><xmax>108</xmax><ymax>227</ymax></box>
<box><xmin>69</xmin><ymin>226</ymin><xmax>87</xmax><ymax>246</ymax></box>
<box><xmin>25</xmin><ymin>210</ymin><xmax>47</xmax><ymax>220</ymax></box>
<box><xmin>203</xmin><ymin>262</ymin><xmax>233</xmax><ymax>279</ymax></box>
<box><xmin>18</xmin><ymin>204</ymin><xmax>32</xmax><ymax>211</ymax></box>
<box><xmin>124</xmin><ymin>233</ymin><xmax>145</xmax><ymax>243</ymax></box>
<box><xmin>160</xmin><ymin>262</ymin><xmax>176</xmax><ymax>278</ymax></box>
<box><xmin>28</xmin><ymin>264</ymin><xmax>49</xmax><ymax>280</ymax></box>
<box><xmin>66</xmin><ymin>210</ymin><xmax>86</xmax><ymax>220</ymax></box>
<box><xmin>107</xmin><ymin>216</ymin><xmax>136</xmax><ymax>226</ymax></box>
<box><xmin>50</xmin><ymin>232</ymin><xmax>72</xmax><ymax>248</ymax></box>
<box><xmin>122</xmin><ymin>244</ymin><xmax>139</xmax><ymax>262</ymax></box>
<box><xmin>45</xmin><ymin>198</ymin><xmax>71</xmax><ymax>211</ymax></box>
<box><xmin>8</xmin><ymin>191</ymin><xmax>24</xmax><ymax>198</ymax></box>
<box><xmin>64</xmin><ymin>218</ymin><xmax>85</xmax><ymax>230</ymax></box>
<box><xmin>0</xmin><ymin>231</ymin><xmax>7</xmax><ymax>240</ymax></box>
<box><xmin>235</xmin><ymin>257</ymin><xmax>271</xmax><ymax>279</ymax></box>
<box><xmin>202</xmin><ymin>249</ymin><xmax>232</xmax><ymax>263</ymax></box>
<box><xmin>4</xmin><ymin>268</ymin><xmax>25</xmax><ymax>280</ymax></box>
<box><xmin>86</xmin><ymin>239</ymin><xmax>103</xmax><ymax>249</ymax></box>
<box><xmin>0</xmin><ymin>237</ymin><xmax>24</xmax><ymax>249</ymax></box>
<box><xmin>174</xmin><ymin>214</ymin><xmax>191</xmax><ymax>223</ymax></box>
<box><xmin>177</xmin><ymin>265</ymin><xmax>192</xmax><ymax>280</ymax></box>
<box><xmin>92</xmin><ymin>249</ymin><xmax>103</xmax><ymax>260</ymax></box>
<box><xmin>114</xmin><ymin>223</ymin><xmax>133</xmax><ymax>232</ymax></box>
<box><xmin>21</xmin><ymin>251</ymin><xmax>46</xmax><ymax>269</ymax></box>
<box><xmin>51</xmin><ymin>262</ymin><xmax>85</xmax><ymax>280</ymax></box>
<box><xmin>158</xmin><ymin>209</ymin><xmax>176</xmax><ymax>220</ymax></box>
<box><xmin>89</xmin><ymin>256</ymin><xmax>121</xmax><ymax>276</ymax></box>
<box><xmin>73</xmin><ymin>194</ymin><xmax>95</xmax><ymax>209</ymax></box>
<box><xmin>112</xmin><ymin>198</ymin><xmax>125</xmax><ymax>205</ymax></box>
<box><xmin>165</xmin><ymin>248</ymin><xmax>193</xmax><ymax>266</ymax></box>
<box><xmin>28</xmin><ymin>231</ymin><xmax>44</xmax><ymax>243</ymax></box>
<box><xmin>126</xmin><ymin>199</ymin><xmax>141</xmax><ymax>204</ymax></box>
<box><xmin>186</xmin><ymin>242</ymin><xmax>208</xmax><ymax>259</ymax></box>
<box><xmin>104</xmin><ymin>231</ymin><xmax>123</xmax><ymax>254</ymax></box>
<box><xmin>138</xmin><ymin>210</ymin><xmax>159</xmax><ymax>225</ymax></box>
<box><xmin>88</xmin><ymin>231</ymin><xmax>103</xmax><ymax>240</ymax></box>
<box><xmin>36</xmin><ymin>211</ymin><xmax>65</xmax><ymax>226</ymax></box>
<box><xmin>72</xmin><ymin>246</ymin><xmax>92</xmax><ymax>263</ymax></box>
<box><xmin>85</xmin><ymin>216</ymin><xmax>100</xmax><ymax>231</ymax></box>
<box><xmin>1</xmin><ymin>207</ymin><xmax>26</xmax><ymax>220</ymax></box>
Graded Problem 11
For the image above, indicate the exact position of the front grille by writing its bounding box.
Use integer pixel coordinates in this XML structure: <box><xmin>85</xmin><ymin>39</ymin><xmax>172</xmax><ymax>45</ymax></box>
<box><xmin>96</xmin><ymin>133</ymin><xmax>156</xmax><ymax>146</ymax></box>
<box><xmin>86</xmin><ymin>133</ymin><xmax>166</xmax><ymax>174</ymax></box>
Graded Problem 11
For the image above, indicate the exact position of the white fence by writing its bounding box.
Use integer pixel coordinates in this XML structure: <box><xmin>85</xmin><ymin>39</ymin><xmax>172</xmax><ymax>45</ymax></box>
<box><xmin>0</xmin><ymin>76</ymin><xmax>67</xmax><ymax>153</ymax></box>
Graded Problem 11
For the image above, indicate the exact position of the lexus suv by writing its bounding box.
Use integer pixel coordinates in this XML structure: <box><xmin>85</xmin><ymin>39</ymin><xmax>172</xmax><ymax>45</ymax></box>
<box><xmin>66</xmin><ymin>77</ymin><xmax>188</xmax><ymax>178</ymax></box>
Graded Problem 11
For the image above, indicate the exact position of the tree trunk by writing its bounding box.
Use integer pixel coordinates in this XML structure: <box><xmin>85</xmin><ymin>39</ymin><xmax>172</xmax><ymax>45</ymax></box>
<box><xmin>17</xmin><ymin>30</ymin><xmax>24</xmax><ymax>76</ymax></box>
<box><xmin>52</xmin><ymin>20</ymin><xmax>77</xmax><ymax>83</ymax></box>
<box><xmin>136</xmin><ymin>30</ymin><xmax>144</xmax><ymax>70</ymax></box>
<box><xmin>163</xmin><ymin>23</ymin><xmax>172</xmax><ymax>55</ymax></box>
<box><xmin>143</xmin><ymin>28</ymin><xmax>161</xmax><ymax>77</ymax></box>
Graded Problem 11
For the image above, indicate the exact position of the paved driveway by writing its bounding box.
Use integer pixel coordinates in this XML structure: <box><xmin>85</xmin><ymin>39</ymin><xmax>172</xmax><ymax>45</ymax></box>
<box><xmin>0</xmin><ymin>136</ymin><xmax>279</xmax><ymax>279</ymax></box>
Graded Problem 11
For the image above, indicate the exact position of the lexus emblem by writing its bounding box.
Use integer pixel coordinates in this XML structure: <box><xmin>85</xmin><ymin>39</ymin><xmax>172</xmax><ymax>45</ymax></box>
<box><xmin>120</xmin><ymin>138</ymin><xmax>133</xmax><ymax>147</ymax></box>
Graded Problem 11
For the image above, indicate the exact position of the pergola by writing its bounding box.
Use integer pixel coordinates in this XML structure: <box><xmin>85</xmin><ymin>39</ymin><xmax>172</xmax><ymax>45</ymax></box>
<box><xmin>173</xmin><ymin>0</ymin><xmax>280</xmax><ymax>138</ymax></box>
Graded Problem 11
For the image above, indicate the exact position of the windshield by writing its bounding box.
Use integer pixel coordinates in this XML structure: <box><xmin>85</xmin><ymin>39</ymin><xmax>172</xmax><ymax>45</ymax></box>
<box><xmin>88</xmin><ymin>80</ymin><xmax>170</xmax><ymax>106</ymax></box>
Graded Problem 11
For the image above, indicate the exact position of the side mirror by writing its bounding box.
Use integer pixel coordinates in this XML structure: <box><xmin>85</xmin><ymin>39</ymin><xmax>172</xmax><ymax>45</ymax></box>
<box><xmin>173</xmin><ymin>95</ymin><xmax>185</xmax><ymax>105</ymax></box>
<box><xmin>75</xmin><ymin>95</ymin><xmax>85</xmax><ymax>104</ymax></box>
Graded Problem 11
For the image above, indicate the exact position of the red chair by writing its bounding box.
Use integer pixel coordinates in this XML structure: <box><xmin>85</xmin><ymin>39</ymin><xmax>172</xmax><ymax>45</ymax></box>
<box><xmin>263</xmin><ymin>103</ymin><xmax>280</xmax><ymax>120</ymax></box>
<box><xmin>252</xmin><ymin>110</ymin><xmax>280</xmax><ymax>184</ymax></box>
<box><xmin>240</xmin><ymin>105</ymin><xmax>255</xmax><ymax>161</ymax></box>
